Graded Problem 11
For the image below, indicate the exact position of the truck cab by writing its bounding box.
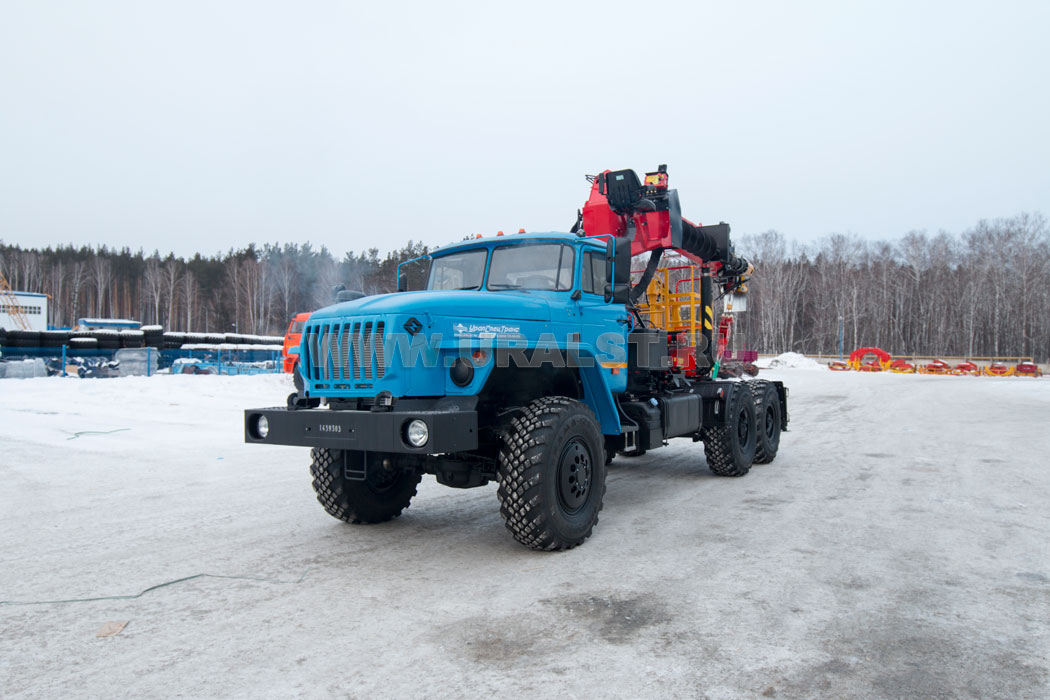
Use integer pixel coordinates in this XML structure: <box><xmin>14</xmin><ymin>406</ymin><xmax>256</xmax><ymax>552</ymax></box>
<box><xmin>288</xmin><ymin>233</ymin><xmax>630</xmax><ymax>434</ymax></box>
<box><xmin>282</xmin><ymin>312</ymin><xmax>310</xmax><ymax>374</ymax></box>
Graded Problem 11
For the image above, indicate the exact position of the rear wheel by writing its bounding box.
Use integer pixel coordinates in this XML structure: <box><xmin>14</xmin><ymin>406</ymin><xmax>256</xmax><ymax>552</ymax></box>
<box><xmin>751</xmin><ymin>380</ymin><xmax>782</xmax><ymax>464</ymax></box>
<box><xmin>701</xmin><ymin>383</ymin><xmax>756</xmax><ymax>477</ymax></box>
<box><xmin>309</xmin><ymin>448</ymin><xmax>421</xmax><ymax>524</ymax></box>
<box><xmin>497</xmin><ymin>397</ymin><xmax>606</xmax><ymax>550</ymax></box>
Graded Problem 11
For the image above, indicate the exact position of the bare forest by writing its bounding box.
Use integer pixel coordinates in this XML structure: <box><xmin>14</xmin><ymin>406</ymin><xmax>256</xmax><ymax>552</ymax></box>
<box><xmin>3</xmin><ymin>212</ymin><xmax>1048</xmax><ymax>360</ymax></box>
<box><xmin>0</xmin><ymin>241</ymin><xmax>428</xmax><ymax>336</ymax></box>
<box><xmin>735</xmin><ymin>213</ymin><xmax>1049</xmax><ymax>361</ymax></box>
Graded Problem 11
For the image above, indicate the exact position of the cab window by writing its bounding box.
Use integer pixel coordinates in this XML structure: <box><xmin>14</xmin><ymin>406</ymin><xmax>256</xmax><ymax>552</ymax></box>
<box><xmin>580</xmin><ymin>250</ymin><xmax>607</xmax><ymax>295</ymax></box>
<box><xmin>427</xmin><ymin>249</ymin><xmax>488</xmax><ymax>290</ymax></box>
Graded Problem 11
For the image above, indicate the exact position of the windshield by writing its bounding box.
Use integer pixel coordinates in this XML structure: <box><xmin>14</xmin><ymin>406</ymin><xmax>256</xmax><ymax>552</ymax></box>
<box><xmin>427</xmin><ymin>249</ymin><xmax>487</xmax><ymax>290</ymax></box>
<box><xmin>487</xmin><ymin>243</ymin><xmax>575</xmax><ymax>291</ymax></box>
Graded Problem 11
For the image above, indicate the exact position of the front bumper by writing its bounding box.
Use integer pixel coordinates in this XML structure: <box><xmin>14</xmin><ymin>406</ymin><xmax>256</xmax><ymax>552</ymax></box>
<box><xmin>244</xmin><ymin>402</ymin><xmax>478</xmax><ymax>453</ymax></box>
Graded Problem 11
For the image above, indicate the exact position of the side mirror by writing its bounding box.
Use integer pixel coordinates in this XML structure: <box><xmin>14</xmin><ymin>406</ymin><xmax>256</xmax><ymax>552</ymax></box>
<box><xmin>397</xmin><ymin>271</ymin><xmax>408</xmax><ymax>292</ymax></box>
<box><xmin>604</xmin><ymin>283</ymin><xmax>631</xmax><ymax>305</ymax></box>
<box><xmin>604</xmin><ymin>239</ymin><xmax>615</xmax><ymax>301</ymax></box>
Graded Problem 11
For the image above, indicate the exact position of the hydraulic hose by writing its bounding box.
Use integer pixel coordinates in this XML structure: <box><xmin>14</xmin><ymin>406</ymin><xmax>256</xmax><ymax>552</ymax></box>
<box><xmin>631</xmin><ymin>249</ymin><xmax>663</xmax><ymax>304</ymax></box>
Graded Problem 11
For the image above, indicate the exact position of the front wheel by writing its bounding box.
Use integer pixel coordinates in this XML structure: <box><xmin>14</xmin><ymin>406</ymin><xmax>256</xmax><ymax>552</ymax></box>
<box><xmin>310</xmin><ymin>448</ymin><xmax>422</xmax><ymax>524</ymax></box>
<box><xmin>497</xmin><ymin>397</ymin><xmax>607</xmax><ymax>550</ymax></box>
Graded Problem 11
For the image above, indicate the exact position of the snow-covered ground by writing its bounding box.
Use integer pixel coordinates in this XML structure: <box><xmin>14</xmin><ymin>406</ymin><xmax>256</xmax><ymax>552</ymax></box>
<box><xmin>2</xmin><ymin>371</ymin><xmax>1049</xmax><ymax>699</ymax></box>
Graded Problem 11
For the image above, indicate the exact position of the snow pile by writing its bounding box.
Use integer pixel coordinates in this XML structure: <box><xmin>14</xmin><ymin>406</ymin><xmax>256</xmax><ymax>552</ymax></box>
<box><xmin>756</xmin><ymin>352</ymin><xmax>826</xmax><ymax>370</ymax></box>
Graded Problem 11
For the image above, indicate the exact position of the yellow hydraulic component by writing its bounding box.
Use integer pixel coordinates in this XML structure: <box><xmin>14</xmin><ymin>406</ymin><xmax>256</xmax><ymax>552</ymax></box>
<box><xmin>634</xmin><ymin>266</ymin><xmax>706</xmax><ymax>337</ymax></box>
<box><xmin>634</xmin><ymin>266</ymin><xmax>709</xmax><ymax>372</ymax></box>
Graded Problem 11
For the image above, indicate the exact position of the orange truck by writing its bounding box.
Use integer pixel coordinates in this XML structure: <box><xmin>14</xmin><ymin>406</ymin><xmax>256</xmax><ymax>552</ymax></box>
<box><xmin>282</xmin><ymin>312</ymin><xmax>310</xmax><ymax>373</ymax></box>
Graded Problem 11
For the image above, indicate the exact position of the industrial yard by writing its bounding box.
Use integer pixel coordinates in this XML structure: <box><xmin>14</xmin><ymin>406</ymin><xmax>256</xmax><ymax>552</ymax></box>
<box><xmin>2</xmin><ymin>367</ymin><xmax>1047</xmax><ymax>699</ymax></box>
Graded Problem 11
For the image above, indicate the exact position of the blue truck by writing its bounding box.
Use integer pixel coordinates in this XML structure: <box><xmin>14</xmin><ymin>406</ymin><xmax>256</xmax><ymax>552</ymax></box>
<box><xmin>245</xmin><ymin>166</ymin><xmax>788</xmax><ymax>550</ymax></box>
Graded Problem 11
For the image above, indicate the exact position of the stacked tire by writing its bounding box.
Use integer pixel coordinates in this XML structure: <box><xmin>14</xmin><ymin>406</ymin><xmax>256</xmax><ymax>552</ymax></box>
<box><xmin>40</xmin><ymin>330</ymin><xmax>71</xmax><ymax>348</ymax></box>
<box><xmin>93</xmin><ymin>330</ymin><xmax>121</xmax><ymax>350</ymax></box>
<box><xmin>119</xmin><ymin>330</ymin><xmax>145</xmax><ymax>348</ymax></box>
<box><xmin>4</xmin><ymin>330</ymin><xmax>41</xmax><ymax>348</ymax></box>
<box><xmin>69</xmin><ymin>336</ymin><xmax>99</xmax><ymax>351</ymax></box>
<box><xmin>163</xmin><ymin>332</ymin><xmax>186</xmax><ymax>349</ymax></box>
<box><xmin>141</xmin><ymin>325</ymin><xmax>164</xmax><ymax>349</ymax></box>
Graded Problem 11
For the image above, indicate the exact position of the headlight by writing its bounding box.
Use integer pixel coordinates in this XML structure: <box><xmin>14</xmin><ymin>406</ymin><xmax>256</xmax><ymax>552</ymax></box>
<box><xmin>405</xmin><ymin>419</ymin><xmax>429</xmax><ymax>447</ymax></box>
<box><xmin>255</xmin><ymin>415</ymin><xmax>269</xmax><ymax>439</ymax></box>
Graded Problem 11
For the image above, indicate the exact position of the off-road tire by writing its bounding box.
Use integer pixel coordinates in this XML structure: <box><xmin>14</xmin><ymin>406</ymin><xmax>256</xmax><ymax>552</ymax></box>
<box><xmin>293</xmin><ymin>363</ymin><xmax>304</xmax><ymax>395</ymax></box>
<box><xmin>309</xmin><ymin>447</ymin><xmax>421</xmax><ymax>524</ymax></box>
<box><xmin>751</xmin><ymin>380</ymin><xmax>781</xmax><ymax>464</ymax></box>
<box><xmin>701</xmin><ymin>382</ymin><xmax>757</xmax><ymax>477</ymax></box>
<box><xmin>497</xmin><ymin>396</ymin><xmax>607</xmax><ymax>550</ymax></box>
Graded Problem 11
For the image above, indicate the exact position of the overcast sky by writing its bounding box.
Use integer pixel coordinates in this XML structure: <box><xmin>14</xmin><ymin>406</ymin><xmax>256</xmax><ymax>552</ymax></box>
<box><xmin>2</xmin><ymin>1</ymin><xmax>1047</xmax><ymax>258</ymax></box>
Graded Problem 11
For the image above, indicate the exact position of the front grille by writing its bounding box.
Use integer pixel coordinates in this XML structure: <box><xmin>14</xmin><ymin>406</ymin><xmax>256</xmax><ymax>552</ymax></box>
<box><xmin>374</xmin><ymin>322</ymin><xmax>385</xmax><ymax>377</ymax></box>
<box><xmin>351</xmin><ymin>322</ymin><xmax>363</xmax><ymax>379</ymax></box>
<box><xmin>362</xmin><ymin>323</ymin><xmax>373</xmax><ymax>379</ymax></box>
<box><xmin>302</xmin><ymin>319</ymin><xmax>388</xmax><ymax>383</ymax></box>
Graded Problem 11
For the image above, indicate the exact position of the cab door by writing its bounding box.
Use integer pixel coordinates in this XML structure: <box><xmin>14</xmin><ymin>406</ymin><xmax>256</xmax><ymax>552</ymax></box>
<box><xmin>575</xmin><ymin>248</ymin><xmax>629</xmax><ymax>394</ymax></box>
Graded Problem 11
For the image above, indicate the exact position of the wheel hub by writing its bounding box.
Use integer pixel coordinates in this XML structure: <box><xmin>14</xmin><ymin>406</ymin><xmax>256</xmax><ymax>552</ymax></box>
<box><xmin>558</xmin><ymin>438</ymin><xmax>592</xmax><ymax>512</ymax></box>
<box><xmin>737</xmin><ymin>407</ymin><xmax>750</xmax><ymax>444</ymax></box>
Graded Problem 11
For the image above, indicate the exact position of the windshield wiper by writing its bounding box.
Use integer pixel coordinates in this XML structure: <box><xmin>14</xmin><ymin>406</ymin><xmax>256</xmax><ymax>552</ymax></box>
<box><xmin>453</xmin><ymin>285</ymin><xmax>481</xmax><ymax>290</ymax></box>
